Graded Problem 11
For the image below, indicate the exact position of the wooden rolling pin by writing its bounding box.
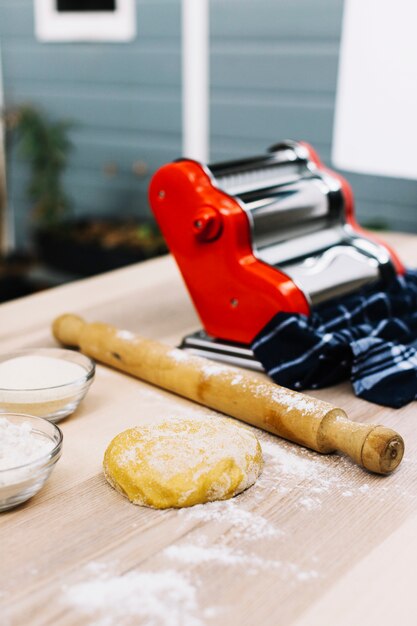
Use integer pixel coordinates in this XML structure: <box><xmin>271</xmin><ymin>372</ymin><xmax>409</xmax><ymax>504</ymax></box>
<box><xmin>53</xmin><ymin>314</ymin><xmax>404</xmax><ymax>474</ymax></box>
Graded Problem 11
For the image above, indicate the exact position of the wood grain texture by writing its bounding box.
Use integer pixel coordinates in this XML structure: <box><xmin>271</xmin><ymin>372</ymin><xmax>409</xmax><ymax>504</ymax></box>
<box><xmin>1</xmin><ymin>232</ymin><xmax>417</xmax><ymax>626</ymax></box>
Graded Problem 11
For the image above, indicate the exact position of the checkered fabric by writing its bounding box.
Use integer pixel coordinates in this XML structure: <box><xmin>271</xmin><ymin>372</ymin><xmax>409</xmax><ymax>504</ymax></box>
<box><xmin>251</xmin><ymin>270</ymin><xmax>417</xmax><ymax>407</ymax></box>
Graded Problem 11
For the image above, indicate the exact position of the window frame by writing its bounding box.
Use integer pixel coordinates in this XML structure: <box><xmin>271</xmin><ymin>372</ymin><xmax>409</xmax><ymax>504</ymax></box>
<box><xmin>34</xmin><ymin>0</ymin><xmax>136</xmax><ymax>42</ymax></box>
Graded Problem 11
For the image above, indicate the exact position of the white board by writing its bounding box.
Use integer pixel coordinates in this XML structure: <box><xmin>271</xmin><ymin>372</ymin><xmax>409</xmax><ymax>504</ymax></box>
<box><xmin>332</xmin><ymin>0</ymin><xmax>417</xmax><ymax>180</ymax></box>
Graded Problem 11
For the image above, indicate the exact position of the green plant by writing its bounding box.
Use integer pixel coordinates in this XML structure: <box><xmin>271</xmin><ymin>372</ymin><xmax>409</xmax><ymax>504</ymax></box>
<box><xmin>361</xmin><ymin>218</ymin><xmax>389</xmax><ymax>231</ymax></box>
<box><xmin>11</xmin><ymin>105</ymin><xmax>73</xmax><ymax>227</ymax></box>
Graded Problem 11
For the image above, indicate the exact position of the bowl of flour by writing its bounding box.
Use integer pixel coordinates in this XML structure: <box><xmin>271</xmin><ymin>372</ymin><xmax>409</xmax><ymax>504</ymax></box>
<box><xmin>0</xmin><ymin>348</ymin><xmax>95</xmax><ymax>422</ymax></box>
<box><xmin>0</xmin><ymin>413</ymin><xmax>63</xmax><ymax>511</ymax></box>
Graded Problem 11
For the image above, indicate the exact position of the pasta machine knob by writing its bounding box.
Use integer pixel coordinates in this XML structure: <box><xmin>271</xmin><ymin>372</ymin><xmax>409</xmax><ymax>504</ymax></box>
<box><xmin>193</xmin><ymin>207</ymin><xmax>223</xmax><ymax>242</ymax></box>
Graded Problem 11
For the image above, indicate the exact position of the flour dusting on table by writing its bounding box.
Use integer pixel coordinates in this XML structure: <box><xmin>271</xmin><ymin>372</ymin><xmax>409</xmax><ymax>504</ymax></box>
<box><xmin>63</xmin><ymin>566</ymin><xmax>204</xmax><ymax>626</ymax></box>
<box><xmin>180</xmin><ymin>499</ymin><xmax>281</xmax><ymax>541</ymax></box>
<box><xmin>163</xmin><ymin>542</ymin><xmax>279</xmax><ymax>570</ymax></box>
<box><xmin>163</xmin><ymin>541</ymin><xmax>318</xmax><ymax>581</ymax></box>
<box><xmin>63</xmin><ymin>413</ymin><xmax>401</xmax><ymax>625</ymax></box>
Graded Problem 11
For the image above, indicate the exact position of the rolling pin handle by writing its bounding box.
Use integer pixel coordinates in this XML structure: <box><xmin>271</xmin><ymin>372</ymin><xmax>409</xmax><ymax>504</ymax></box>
<box><xmin>318</xmin><ymin>411</ymin><xmax>404</xmax><ymax>474</ymax></box>
<box><xmin>53</xmin><ymin>314</ymin><xmax>85</xmax><ymax>347</ymax></box>
<box><xmin>360</xmin><ymin>426</ymin><xmax>404</xmax><ymax>475</ymax></box>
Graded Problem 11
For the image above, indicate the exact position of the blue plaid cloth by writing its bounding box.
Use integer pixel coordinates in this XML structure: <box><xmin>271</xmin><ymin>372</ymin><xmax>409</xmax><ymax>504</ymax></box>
<box><xmin>251</xmin><ymin>270</ymin><xmax>417</xmax><ymax>408</ymax></box>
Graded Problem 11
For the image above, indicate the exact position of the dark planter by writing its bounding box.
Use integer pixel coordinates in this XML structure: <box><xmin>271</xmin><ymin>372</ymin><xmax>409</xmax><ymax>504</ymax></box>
<box><xmin>35</xmin><ymin>217</ymin><xmax>167</xmax><ymax>277</ymax></box>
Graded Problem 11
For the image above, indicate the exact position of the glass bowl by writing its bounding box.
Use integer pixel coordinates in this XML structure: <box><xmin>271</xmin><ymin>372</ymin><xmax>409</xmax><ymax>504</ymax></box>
<box><xmin>0</xmin><ymin>413</ymin><xmax>63</xmax><ymax>512</ymax></box>
<box><xmin>0</xmin><ymin>348</ymin><xmax>95</xmax><ymax>423</ymax></box>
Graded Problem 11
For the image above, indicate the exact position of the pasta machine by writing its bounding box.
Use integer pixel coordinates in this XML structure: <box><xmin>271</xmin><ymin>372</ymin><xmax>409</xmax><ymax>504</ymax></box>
<box><xmin>149</xmin><ymin>141</ymin><xmax>403</xmax><ymax>368</ymax></box>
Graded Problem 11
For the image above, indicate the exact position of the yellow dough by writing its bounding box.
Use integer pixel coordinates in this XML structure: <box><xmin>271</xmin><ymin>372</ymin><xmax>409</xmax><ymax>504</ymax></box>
<box><xmin>103</xmin><ymin>418</ymin><xmax>263</xmax><ymax>509</ymax></box>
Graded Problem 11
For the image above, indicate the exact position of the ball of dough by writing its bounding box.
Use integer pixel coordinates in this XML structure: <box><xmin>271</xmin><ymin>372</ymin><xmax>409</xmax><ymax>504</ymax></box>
<box><xmin>103</xmin><ymin>418</ymin><xmax>263</xmax><ymax>509</ymax></box>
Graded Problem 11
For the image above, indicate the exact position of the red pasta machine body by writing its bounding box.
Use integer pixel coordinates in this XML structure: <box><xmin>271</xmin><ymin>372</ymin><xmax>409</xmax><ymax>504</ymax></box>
<box><xmin>149</xmin><ymin>141</ymin><xmax>403</xmax><ymax>349</ymax></box>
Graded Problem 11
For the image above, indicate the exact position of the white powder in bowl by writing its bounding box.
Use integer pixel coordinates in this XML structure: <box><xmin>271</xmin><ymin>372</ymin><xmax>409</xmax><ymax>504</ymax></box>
<box><xmin>0</xmin><ymin>356</ymin><xmax>85</xmax><ymax>390</ymax></box>
<box><xmin>0</xmin><ymin>417</ymin><xmax>54</xmax><ymax>485</ymax></box>
<box><xmin>0</xmin><ymin>355</ymin><xmax>91</xmax><ymax>421</ymax></box>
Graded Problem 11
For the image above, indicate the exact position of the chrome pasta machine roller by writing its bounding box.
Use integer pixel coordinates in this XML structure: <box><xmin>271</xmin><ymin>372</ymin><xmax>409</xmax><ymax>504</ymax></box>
<box><xmin>149</xmin><ymin>140</ymin><xmax>403</xmax><ymax>369</ymax></box>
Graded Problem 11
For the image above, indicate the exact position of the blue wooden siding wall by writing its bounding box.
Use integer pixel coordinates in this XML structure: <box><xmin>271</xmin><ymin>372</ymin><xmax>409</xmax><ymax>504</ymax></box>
<box><xmin>1</xmin><ymin>0</ymin><xmax>416</xmax><ymax>249</ymax></box>
<box><xmin>0</xmin><ymin>0</ymin><xmax>183</xmax><ymax>247</ymax></box>
<box><xmin>209</xmin><ymin>0</ymin><xmax>417</xmax><ymax>233</ymax></box>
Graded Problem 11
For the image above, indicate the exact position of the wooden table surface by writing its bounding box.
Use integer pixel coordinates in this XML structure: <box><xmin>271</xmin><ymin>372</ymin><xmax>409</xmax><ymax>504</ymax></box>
<box><xmin>1</xmin><ymin>232</ymin><xmax>417</xmax><ymax>626</ymax></box>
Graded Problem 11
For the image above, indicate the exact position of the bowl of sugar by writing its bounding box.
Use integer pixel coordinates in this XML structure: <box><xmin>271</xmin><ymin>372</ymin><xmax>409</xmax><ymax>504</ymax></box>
<box><xmin>0</xmin><ymin>413</ymin><xmax>63</xmax><ymax>512</ymax></box>
<box><xmin>0</xmin><ymin>348</ymin><xmax>95</xmax><ymax>423</ymax></box>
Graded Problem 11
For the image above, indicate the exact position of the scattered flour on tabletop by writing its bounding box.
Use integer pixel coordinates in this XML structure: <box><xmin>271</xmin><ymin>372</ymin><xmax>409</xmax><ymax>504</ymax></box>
<box><xmin>258</xmin><ymin>438</ymin><xmax>350</xmax><ymax>495</ymax></box>
<box><xmin>180</xmin><ymin>499</ymin><xmax>281</xmax><ymax>541</ymax></box>
<box><xmin>163</xmin><ymin>541</ymin><xmax>318</xmax><ymax>581</ymax></box>
<box><xmin>298</xmin><ymin>496</ymin><xmax>321</xmax><ymax>511</ymax></box>
<box><xmin>63</xmin><ymin>543</ymin><xmax>319</xmax><ymax>626</ymax></box>
<box><xmin>63</xmin><ymin>567</ymin><xmax>204</xmax><ymax>626</ymax></box>
<box><xmin>163</xmin><ymin>542</ymin><xmax>281</xmax><ymax>572</ymax></box>
<box><xmin>250</xmin><ymin>435</ymin><xmax>399</xmax><ymax>512</ymax></box>
<box><xmin>260</xmin><ymin>440</ymin><xmax>321</xmax><ymax>480</ymax></box>
<box><xmin>116</xmin><ymin>383</ymin><xmax>222</xmax><ymax>422</ymax></box>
